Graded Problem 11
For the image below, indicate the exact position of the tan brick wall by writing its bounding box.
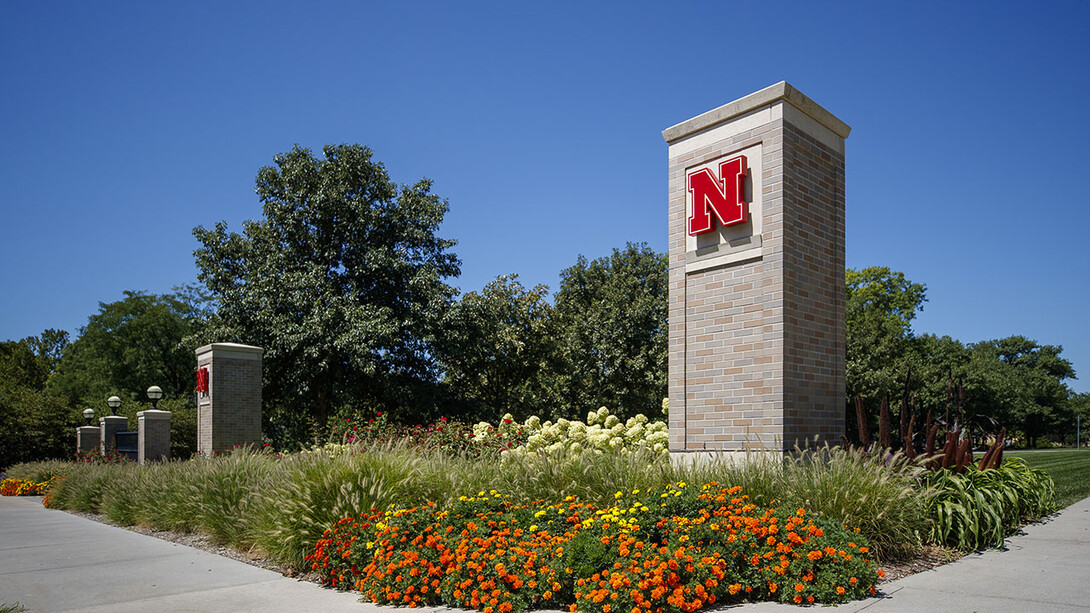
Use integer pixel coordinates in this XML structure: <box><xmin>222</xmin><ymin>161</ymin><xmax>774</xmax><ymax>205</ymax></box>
<box><xmin>99</xmin><ymin>415</ymin><xmax>128</xmax><ymax>453</ymax></box>
<box><xmin>137</xmin><ymin>410</ymin><xmax>171</xmax><ymax>463</ymax></box>
<box><xmin>781</xmin><ymin>119</ymin><xmax>846</xmax><ymax>446</ymax></box>
<box><xmin>77</xmin><ymin>426</ymin><xmax>100</xmax><ymax>453</ymax></box>
<box><xmin>665</xmin><ymin>83</ymin><xmax>847</xmax><ymax>453</ymax></box>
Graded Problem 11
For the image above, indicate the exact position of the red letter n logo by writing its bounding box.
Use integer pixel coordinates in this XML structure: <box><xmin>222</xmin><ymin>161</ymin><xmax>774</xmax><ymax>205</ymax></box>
<box><xmin>687</xmin><ymin>155</ymin><xmax>748</xmax><ymax>236</ymax></box>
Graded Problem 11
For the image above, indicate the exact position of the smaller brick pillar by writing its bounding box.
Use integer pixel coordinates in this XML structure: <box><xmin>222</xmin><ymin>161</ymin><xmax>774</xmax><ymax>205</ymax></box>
<box><xmin>195</xmin><ymin>343</ymin><xmax>263</xmax><ymax>455</ymax></box>
<box><xmin>99</xmin><ymin>415</ymin><xmax>128</xmax><ymax>453</ymax></box>
<box><xmin>77</xmin><ymin>426</ymin><xmax>100</xmax><ymax>454</ymax></box>
<box><xmin>137</xmin><ymin>410</ymin><xmax>171</xmax><ymax>464</ymax></box>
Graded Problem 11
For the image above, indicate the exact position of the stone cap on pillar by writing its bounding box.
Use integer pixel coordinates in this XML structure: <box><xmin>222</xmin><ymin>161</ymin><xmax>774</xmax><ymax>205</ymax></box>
<box><xmin>99</xmin><ymin>415</ymin><xmax>129</xmax><ymax>424</ymax></box>
<box><xmin>195</xmin><ymin>342</ymin><xmax>263</xmax><ymax>361</ymax></box>
<box><xmin>77</xmin><ymin>425</ymin><xmax>101</xmax><ymax>432</ymax></box>
<box><xmin>662</xmin><ymin>81</ymin><xmax>851</xmax><ymax>144</ymax></box>
<box><xmin>136</xmin><ymin>409</ymin><xmax>172</xmax><ymax>420</ymax></box>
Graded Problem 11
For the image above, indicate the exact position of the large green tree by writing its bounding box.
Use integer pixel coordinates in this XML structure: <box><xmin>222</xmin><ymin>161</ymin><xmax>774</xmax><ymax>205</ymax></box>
<box><xmin>192</xmin><ymin>144</ymin><xmax>461</xmax><ymax>432</ymax></box>
<box><xmin>438</xmin><ymin>274</ymin><xmax>562</xmax><ymax>421</ymax></box>
<box><xmin>966</xmin><ymin>337</ymin><xmax>1075</xmax><ymax>446</ymax></box>
<box><xmin>0</xmin><ymin>331</ymin><xmax>75</xmax><ymax>468</ymax></box>
<box><xmin>846</xmin><ymin>266</ymin><xmax>927</xmax><ymax>408</ymax></box>
<box><xmin>553</xmin><ymin>243</ymin><xmax>668</xmax><ymax>420</ymax></box>
<box><xmin>48</xmin><ymin>291</ymin><xmax>203</xmax><ymax>404</ymax></box>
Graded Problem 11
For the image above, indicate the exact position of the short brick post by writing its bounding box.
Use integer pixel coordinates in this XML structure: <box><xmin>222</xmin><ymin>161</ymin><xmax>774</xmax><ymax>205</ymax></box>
<box><xmin>137</xmin><ymin>410</ymin><xmax>171</xmax><ymax>464</ymax></box>
<box><xmin>195</xmin><ymin>343</ymin><xmax>263</xmax><ymax>455</ymax></box>
<box><xmin>77</xmin><ymin>426</ymin><xmax>100</xmax><ymax>454</ymax></box>
<box><xmin>99</xmin><ymin>415</ymin><xmax>129</xmax><ymax>454</ymax></box>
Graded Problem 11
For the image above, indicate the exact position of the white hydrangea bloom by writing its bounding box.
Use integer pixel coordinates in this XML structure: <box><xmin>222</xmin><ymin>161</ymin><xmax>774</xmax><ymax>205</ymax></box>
<box><xmin>473</xmin><ymin>422</ymin><xmax>492</xmax><ymax>439</ymax></box>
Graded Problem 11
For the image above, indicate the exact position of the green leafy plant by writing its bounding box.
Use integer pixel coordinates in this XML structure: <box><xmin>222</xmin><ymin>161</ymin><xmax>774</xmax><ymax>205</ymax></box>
<box><xmin>926</xmin><ymin>457</ymin><xmax>1054</xmax><ymax>550</ymax></box>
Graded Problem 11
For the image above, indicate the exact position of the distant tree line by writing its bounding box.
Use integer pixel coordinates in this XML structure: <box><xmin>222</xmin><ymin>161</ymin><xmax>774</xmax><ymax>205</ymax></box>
<box><xmin>2</xmin><ymin>144</ymin><xmax>1084</xmax><ymax>465</ymax></box>
<box><xmin>846</xmin><ymin>266</ymin><xmax>1087</xmax><ymax>448</ymax></box>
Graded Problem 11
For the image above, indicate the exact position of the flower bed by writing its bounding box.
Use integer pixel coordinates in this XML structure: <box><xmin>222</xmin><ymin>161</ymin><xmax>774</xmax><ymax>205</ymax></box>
<box><xmin>308</xmin><ymin>482</ymin><xmax>881</xmax><ymax>611</ymax></box>
<box><xmin>0</xmin><ymin>476</ymin><xmax>58</xmax><ymax>496</ymax></box>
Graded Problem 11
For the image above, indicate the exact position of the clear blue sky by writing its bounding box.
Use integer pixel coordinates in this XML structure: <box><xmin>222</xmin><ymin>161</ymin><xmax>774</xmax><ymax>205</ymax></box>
<box><xmin>2</xmin><ymin>1</ymin><xmax>1087</xmax><ymax>393</ymax></box>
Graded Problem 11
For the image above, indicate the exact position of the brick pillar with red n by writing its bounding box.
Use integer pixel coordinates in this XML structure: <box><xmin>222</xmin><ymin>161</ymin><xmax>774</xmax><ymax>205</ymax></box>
<box><xmin>664</xmin><ymin>82</ymin><xmax>849</xmax><ymax>460</ymax></box>
<box><xmin>194</xmin><ymin>343</ymin><xmax>263</xmax><ymax>455</ymax></box>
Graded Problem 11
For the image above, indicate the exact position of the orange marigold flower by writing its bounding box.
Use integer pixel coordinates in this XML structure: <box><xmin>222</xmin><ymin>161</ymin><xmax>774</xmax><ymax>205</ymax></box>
<box><xmin>794</xmin><ymin>583</ymin><xmax>805</xmax><ymax>593</ymax></box>
<box><xmin>836</xmin><ymin>586</ymin><xmax>846</xmax><ymax>595</ymax></box>
<box><xmin>877</xmin><ymin>569</ymin><xmax>885</xmax><ymax>577</ymax></box>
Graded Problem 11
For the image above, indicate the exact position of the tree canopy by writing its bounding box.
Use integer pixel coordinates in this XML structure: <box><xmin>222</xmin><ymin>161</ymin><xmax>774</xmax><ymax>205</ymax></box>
<box><xmin>845</xmin><ymin>266</ymin><xmax>927</xmax><ymax>404</ymax></box>
<box><xmin>48</xmin><ymin>291</ymin><xmax>202</xmax><ymax>405</ymax></box>
<box><xmin>193</xmin><ymin>144</ymin><xmax>461</xmax><ymax>430</ymax></box>
<box><xmin>845</xmin><ymin>266</ymin><xmax>1079</xmax><ymax>447</ymax></box>
<box><xmin>553</xmin><ymin>243</ymin><xmax>668</xmax><ymax>420</ymax></box>
<box><xmin>438</xmin><ymin>274</ymin><xmax>562</xmax><ymax>421</ymax></box>
<box><xmin>0</xmin><ymin>331</ymin><xmax>74</xmax><ymax>468</ymax></box>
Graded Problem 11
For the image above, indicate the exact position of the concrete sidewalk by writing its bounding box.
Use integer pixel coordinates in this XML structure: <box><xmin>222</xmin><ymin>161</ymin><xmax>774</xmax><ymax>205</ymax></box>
<box><xmin>0</xmin><ymin>496</ymin><xmax>373</xmax><ymax>612</ymax></box>
<box><xmin>2</xmin><ymin>494</ymin><xmax>1088</xmax><ymax>612</ymax></box>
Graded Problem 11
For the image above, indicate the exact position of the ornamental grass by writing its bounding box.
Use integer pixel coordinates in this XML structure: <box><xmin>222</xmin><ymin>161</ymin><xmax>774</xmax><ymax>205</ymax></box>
<box><xmin>7</xmin><ymin>441</ymin><xmax>930</xmax><ymax>572</ymax></box>
<box><xmin>307</xmin><ymin>482</ymin><xmax>881</xmax><ymax>611</ymax></box>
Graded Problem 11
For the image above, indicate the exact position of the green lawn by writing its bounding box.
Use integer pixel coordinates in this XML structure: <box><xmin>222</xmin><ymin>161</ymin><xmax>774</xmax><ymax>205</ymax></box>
<box><xmin>1005</xmin><ymin>449</ymin><xmax>1090</xmax><ymax>510</ymax></box>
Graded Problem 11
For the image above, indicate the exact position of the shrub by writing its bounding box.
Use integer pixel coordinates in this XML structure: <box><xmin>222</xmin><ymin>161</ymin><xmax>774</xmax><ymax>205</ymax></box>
<box><xmin>75</xmin><ymin>448</ymin><xmax>134</xmax><ymax>464</ymax></box>
<box><xmin>478</xmin><ymin>407</ymin><xmax>670</xmax><ymax>460</ymax></box>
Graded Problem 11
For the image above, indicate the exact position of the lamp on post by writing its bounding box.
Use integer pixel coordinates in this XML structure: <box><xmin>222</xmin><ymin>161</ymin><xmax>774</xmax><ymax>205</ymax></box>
<box><xmin>82</xmin><ymin>408</ymin><xmax>95</xmax><ymax>426</ymax></box>
<box><xmin>107</xmin><ymin>396</ymin><xmax>121</xmax><ymax>416</ymax></box>
<box><xmin>146</xmin><ymin>386</ymin><xmax>164</xmax><ymax>410</ymax></box>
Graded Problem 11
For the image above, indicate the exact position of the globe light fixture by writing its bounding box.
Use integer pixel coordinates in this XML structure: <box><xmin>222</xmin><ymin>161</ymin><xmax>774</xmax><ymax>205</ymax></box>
<box><xmin>146</xmin><ymin>385</ymin><xmax>164</xmax><ymax>410</ymax></box>
<box><xmin>107</xmin><ymin>396</ymin><xmax>122</xmax><ymax>416</ymax></box>
<box><xmin>82</xmin><ymin>408</ymin><xmax>95</xmax><ymax>426</ymax></box>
